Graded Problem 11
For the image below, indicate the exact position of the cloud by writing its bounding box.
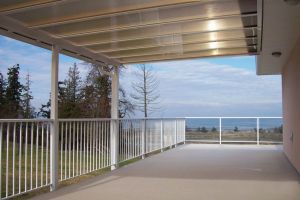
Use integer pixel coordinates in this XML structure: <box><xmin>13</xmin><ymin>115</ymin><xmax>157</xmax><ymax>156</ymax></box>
<box><xmin>122</xmin><ymin>59</ymin><xmax>282</xmax><ymax>117</ymax></box>
<box><xmin>0</xmin><ymin>36</ymin><xmax>282</xmax><ymax>118</ymax></box>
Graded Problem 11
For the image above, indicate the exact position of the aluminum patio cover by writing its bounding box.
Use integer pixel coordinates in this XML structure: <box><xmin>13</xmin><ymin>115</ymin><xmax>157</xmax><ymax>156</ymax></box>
<box><xmin>0</xmin><ymin>0</ymin><xmax>259</xmax><ymax>65</ymax></box>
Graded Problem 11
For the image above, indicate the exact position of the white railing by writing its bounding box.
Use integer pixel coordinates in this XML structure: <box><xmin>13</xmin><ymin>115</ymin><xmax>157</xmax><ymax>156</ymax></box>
<box><xmin>58</xmin><ymin>119</ymin><xmax>111</xmax><ymax>182</ymax></box>
<box><xmin>0</xmin><ymin>118</ymin><xmax>184</xmax><ymax>199</ymax></box>
<box><xmin>185</xmin><ymin>117</ymin><xmax>283</xmax><ymax>144</ymax></box>
<box><xmin>0</xmin><ymin>119</ymin><xmax>52</xmax><ymax>199</ymax></box>
<box><xmin>1</xmin><ymin>116</ymin><xmax>281</xmax><ymax>199</ymax></box>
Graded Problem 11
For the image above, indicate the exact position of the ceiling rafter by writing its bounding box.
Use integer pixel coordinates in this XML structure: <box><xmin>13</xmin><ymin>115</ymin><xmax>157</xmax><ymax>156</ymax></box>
<box><xmin>120</xmin><ymin>47</ymin><xmax>257</xmax><ymax>64</ymax></box>
<box><xmin>93</xmin><ymin>36</ymin><xmax>257</xmax><ymax>53</ymax></box>
<box><xmin>50</xmin><ymin>12</ymin><xmax>257</xmax><ymax>39</ymax></box>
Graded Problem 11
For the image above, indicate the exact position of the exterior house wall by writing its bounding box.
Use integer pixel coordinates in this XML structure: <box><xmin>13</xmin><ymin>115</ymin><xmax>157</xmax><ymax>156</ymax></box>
<box><xmin>282</xmin><ymin>38</ymin><xmax>300</xmax><ymax>173</ymax></box>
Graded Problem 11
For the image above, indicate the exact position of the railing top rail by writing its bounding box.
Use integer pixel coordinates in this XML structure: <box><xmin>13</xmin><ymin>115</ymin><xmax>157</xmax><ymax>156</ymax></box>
<box><xmin>0</xmin><ymin>118</ymin><xmax>53</xmax><ymax>122</ymax></box>
<box><xmin>185</xmin><ymin>117</ymin><xmax>282</xmax><ymax>119</ymax></box>
<box><xmin>117</xmin><ymin>117</ymin><xmax>186</xmax><ymax>120</ymax></box>
<box><xmin>58</xmin><ymin>118</ymin><xmax>112</xmax><ymax>122</ymax></box>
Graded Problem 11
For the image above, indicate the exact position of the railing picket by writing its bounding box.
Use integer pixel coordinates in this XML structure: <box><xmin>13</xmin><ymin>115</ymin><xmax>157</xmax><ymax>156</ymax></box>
<box><xmin>41</xmin><ymin>123</ymin><xmax>44</xmax><ymax>186</ymax></box>
<box><xmin>0</xmin><ymin>123</ymin><xmax>2</xmax><ymax>198</ymax></box>
<box><xmin>46</xmin><ymin>123</ymin><xmax>49</xmax><ymax>185</ymax></box>
<box><xmin>25</xmin><ymin>123</ymin><xmax>28</xmax><ymax>192</ymax></box>
<box><xmin>19</xmin><ymin>122</ymin><xmax>22</xmax><ymax>193</ymax></box>
<box><xmin>76</xmin><ymin>121</ymin><xmax>79</xmax><ymax>176</ymax></box>
<box><xmin>36</xmin><ymin>122</ymin><xmax>39</xmax><ymax>188</ymax></box>
<box><xmin>12</xmin><ymin>122</ymin><xmax>16</xmax><ymax>195</ymax></box>
<box><xmin>6</xmin><ymin>123</ymin><xmax>10</xmax><ymax>197</ymax></box>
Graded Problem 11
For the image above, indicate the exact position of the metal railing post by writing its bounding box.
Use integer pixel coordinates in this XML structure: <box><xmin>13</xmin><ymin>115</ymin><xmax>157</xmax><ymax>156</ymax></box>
<box><xmin>257</xmin><ymin>118</ymin><xmax>260</xmax><ymax>145</ymax></box>
<box><xmin>142</xmin><ymin>119</ymin><xmax>146</xmax><ymax>159</ymax></box>
<box><xmin>174</xmin><ymin>120</ymin><xmax>177</xmax><ymax>147</ymax></box>
<box><xmin>50</xmin><ymin>45</ymin><xmax>59</xmax><ymax>191</ymax></box>
<box><xmin>184</xmin><ymin>119</ymin><xmax>186</xmax><ymax>144</ymax></box>
<box><xmin>160</xmin><ymin>119</ymin><xmax>164</xmax><ymax>152</ymax></box>
<box><xmin>219</xmin><ymin>117</ymin><xmax>222</xmax><ymax>144</ymax></box>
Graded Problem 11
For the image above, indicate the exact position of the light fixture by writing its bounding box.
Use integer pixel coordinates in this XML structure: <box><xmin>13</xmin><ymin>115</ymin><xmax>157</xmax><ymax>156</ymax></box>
<box><xmin>272</xmin><ymin>51</ymin><xmax>282</xmax><ymax>57</ymax></box>
<box><xmin>283</xmin><ymin>0</ymin><xmax>300</xmax><ymax>5</ymax></box>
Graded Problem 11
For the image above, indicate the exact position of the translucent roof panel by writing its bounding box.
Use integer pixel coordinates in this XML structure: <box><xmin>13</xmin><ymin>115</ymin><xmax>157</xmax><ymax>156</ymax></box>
<box><xmin>0</xmin><ymin>0</ymin><xmax>258</xmax><ymax>64</ymax></box>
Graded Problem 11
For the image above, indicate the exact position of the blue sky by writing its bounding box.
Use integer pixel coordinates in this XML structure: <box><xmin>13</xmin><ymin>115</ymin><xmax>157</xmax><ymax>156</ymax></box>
<box><xmin>0</xmin><ymin>35</ymin><xmax>282</xmax><ymax>117</ymax></box>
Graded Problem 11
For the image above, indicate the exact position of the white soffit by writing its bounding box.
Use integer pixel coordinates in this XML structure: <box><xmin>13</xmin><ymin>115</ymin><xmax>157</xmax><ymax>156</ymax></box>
<box><xmin>257</xmin><ymin>0</ymin><xmax>300</xmax><ymax>75</ymax></box>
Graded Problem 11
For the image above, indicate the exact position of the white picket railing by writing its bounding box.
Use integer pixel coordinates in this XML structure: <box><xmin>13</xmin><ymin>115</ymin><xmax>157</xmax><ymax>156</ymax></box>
<box><xmin>0</xmin><ymin>118</ymin><xmax>184</xmax><ymax>199</ymax></box>
<box><xmin>0</xmin><ymin>119</ymin><xmax>52</xmax><ymax>199</ymax></box>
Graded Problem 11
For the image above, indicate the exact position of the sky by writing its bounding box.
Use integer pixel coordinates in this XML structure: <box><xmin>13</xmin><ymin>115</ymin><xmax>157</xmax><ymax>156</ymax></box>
<box><xmin>0</xmin><ymin>35</ymin><xmax>282</xmax><ymax>117</ymax></box>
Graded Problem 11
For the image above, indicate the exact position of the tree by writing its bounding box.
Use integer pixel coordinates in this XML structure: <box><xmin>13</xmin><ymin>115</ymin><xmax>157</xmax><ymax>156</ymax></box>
<box><xmin>234</xmin><ymin>126</ymin><xmax>239</xmax><ymax>132</ymax></box>
<box><xmin>82</xmin><ymin>64</ymin><xmax>134</xmax><ymax>118</ymax></box>
<box><xmin>22</xmin><ymin>72</ymin><xmax>35</xmax><ymax>118</ymax></box>
<box><xmin>200</xmin><ymin>127</ymin><xmax>208</xmax><ymax>133</ymax></box>
<box><xmin>6</xmin><ymin>64</ymin><xmax>23</xmax><ymax>118</ymax></box>
<box><xmin>82</xmin><ymin>64</ymin><xmax>111</xmax><ymax>118</ymax></box>
<box><xmin>59</xmin><ymin>63</ymin><xmax>84</xmax><ymax>118</ymax></box>
<box><xmin>211</xmin><ymin>127</ymin><xmax>217</xmax><ymax>132</ymax></box>
<box><xmin>0</xmin><ymin>72</ymin><xmax>7</xmax><ymax>118</ymax></box>
<box><xmin>130</xmin><ymin>64</ymin><xmax>160</xmax><ymax>117</ymax></box>
<box><xmin>38</xmin><ymin>97</ymin><xmax>51</xmax><ymax>118</ymax></box>
<box><xmin>119</xmin><ymin>87</ymin><xmax>134</xmax><ymax>118</ymax></box>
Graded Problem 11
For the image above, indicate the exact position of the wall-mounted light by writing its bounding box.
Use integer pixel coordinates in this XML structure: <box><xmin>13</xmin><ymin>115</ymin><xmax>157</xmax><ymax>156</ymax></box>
<box><xmin>283</xmin><ymin>0</ymin><xmax>300</xmax><ymax>5</ymax></box>
<box><xmin>272</xmin><ymin>51</ymin><xmax>282</xmax><ymax>57</ymax></box>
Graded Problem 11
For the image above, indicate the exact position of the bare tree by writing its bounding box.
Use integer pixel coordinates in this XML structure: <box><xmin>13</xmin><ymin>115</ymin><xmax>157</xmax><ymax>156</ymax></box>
<box><xmin>130</xmin><ymin>64</ymin><xmax>160</xmax><ymax>117</ymax></box>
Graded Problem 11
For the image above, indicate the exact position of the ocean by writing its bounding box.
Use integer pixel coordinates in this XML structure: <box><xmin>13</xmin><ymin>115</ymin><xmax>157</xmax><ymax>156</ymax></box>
<box><xmin>186</xmin><ymin>118</ymin><xmax>282</xmax><ymax>131</ymax></box>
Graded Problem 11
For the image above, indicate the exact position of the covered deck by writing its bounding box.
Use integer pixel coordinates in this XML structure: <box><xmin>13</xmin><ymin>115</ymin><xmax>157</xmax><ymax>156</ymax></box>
<box><xmin>32</xmin><ymin>144</ymin><xmax>300</xmax><ymax>200</ymax></box>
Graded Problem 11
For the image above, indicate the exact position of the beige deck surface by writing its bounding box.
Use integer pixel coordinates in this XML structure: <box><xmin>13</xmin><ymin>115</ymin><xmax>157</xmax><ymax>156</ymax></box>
<box><xmin>32</xmin><ymin>144</ymin><xmax>300</xmax><ymax>200</ymax></box>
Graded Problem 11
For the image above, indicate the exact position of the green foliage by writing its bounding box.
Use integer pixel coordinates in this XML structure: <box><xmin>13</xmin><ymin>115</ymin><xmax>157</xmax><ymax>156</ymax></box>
<box><xmin>0</xmin><ymin>72</ymin><xmax>7</xmax><ymax>117</ymax></box>
<box><xmin>234</xmin><ymin>126</ymin><xmax>239</xmax><ymax>132</ymax></box>
<box><xmin>211</xmin><ymin>127</ymin><xmax>217</xmax><ymax>132</ymax></box>
<box><xmin>59</xmin><ymin>63</ymin><xmax>84</xmax><ymax>118</ymax></box>
<box><xmin>22</xmin><ymin>73</ymin><xmax>35</xmax><ymax>118</ymax></box>
<box><xmin>39</xmin><ymin>63</ymin><xmax>134</xmax><ymax>119</ymax></box>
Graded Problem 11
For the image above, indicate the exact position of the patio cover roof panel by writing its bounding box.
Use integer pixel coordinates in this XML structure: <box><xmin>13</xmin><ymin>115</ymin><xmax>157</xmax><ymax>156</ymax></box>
<box><xmin>0</xmin><ymin>0</ymin><xmax>258</xmax><ymax>65</ymax></box>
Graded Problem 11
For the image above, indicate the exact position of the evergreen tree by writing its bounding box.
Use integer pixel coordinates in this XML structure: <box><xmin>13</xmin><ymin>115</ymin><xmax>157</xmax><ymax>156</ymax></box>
<box><xmin>0</xmin><ymin>72</ymin><xmax>7</xmax><ymax>118</ymax></box>
<box><xmin>6</xmin><ymin>64</ymin><xmax>23</xmax><ymax>118</ymax></box>
<box><xmin>22</xmin><ymin>72</ymin><xmax>35</xmax><ymax>118</ymax></box>
<box><xmin>38</xmin><ymin>95</ymin><xmax>51</xmax><ymax>118</ymax></box>
<box><xmin>83</xmin><ymin>64</ymin><xmax>111</xmax><ymax>118</ymax></box>
<box><xmin>59</xmin><ymin>63</ymin><xmax>83</xmax><ymax>118</ymax></box>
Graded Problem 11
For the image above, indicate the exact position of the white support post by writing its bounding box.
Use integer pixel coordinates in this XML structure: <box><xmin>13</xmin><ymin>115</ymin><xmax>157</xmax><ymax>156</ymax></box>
<box><xmin>50</xmin><ymin>45</ymin><xmax>59</xmax><ymax>191</ymax></box>
<box><xmin>219</xmin><ymin>118</ymin><xmax>222</xmax><ymax>144</ymax></box>
<box><xmin>257</xmin><ymin>118</ymin><xmax>260</xmax><ymax>145</ymax></box>
<box><xmin>110</xmin><ymin>66</ymin><xmax>119</xmax><ymax>170</ymax></box>
<box><xmin>160</xmin><ymin>120</ymin><xmax>164</xmax><ymax>152</ymax></box>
